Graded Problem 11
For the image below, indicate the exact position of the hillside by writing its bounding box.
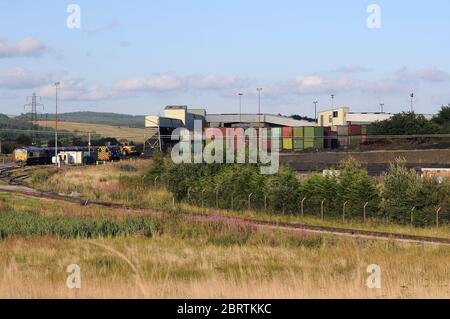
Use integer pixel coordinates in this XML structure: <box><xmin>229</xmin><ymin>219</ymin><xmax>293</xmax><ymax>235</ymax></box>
<box><xmin>19</xmin><ymin>111</ymin><xmax>146</xmax><ymax>128</ymax></box>
<box><xmin>36</xmin><ymin>120</ymin><xmax>150</xmax><ymax>142</ymax></box>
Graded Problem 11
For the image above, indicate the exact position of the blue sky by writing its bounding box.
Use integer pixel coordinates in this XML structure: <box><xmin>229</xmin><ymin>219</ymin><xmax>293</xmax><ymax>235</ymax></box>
<box><xmin>0</xmin><ymin>0</ymin><xmax>449</xmax><ymax>117</ymax></box>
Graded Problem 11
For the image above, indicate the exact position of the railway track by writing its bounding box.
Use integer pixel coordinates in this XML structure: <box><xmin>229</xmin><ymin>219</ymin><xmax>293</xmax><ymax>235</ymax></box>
<box><xmin>0</xmin><ymin>173</ymin><xmax>449</xmax><ymax>246</ymax></box>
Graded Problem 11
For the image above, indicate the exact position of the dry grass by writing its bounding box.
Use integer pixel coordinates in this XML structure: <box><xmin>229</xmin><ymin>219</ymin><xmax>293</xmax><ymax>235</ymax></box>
<box><xmin>34</xmin><ymin>161</ymin><xmax>450</xmax><ymax>240</ymax></box>
<box><xmin>4</xmin><ymin>162</ymin><xmax>447</xmax><ymax>299</ymax></box>
<box><xmin>0</xmin><ymin>180</ymin><xmax>449</xmax><ymax>298</ymax></box>
<box><xmin>36</xmin><ymin>120</ymin><xmax>151</xmax><ymax>142</ymax></box>
<box><xmin>0</xmin><ymin>236</ymin><xmax>448</xmax><ymax>298</ymax></box>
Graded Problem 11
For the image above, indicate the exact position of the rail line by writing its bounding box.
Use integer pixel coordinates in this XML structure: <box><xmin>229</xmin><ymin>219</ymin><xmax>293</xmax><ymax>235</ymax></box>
<box><xmin>0</xmin><ymin>164</ymin><xmax>449</xmax><ymax>247</ymax></box>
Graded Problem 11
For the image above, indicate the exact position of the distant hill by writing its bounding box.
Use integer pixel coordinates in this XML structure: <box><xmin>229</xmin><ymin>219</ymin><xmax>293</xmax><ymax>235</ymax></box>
<box><xmin>17</xmin><ymin>111</ymin><xmax>146</xmax><ymax>128</ymax></box>
<box><xmin>0</xmin><ymin>113</ymin><xmax>40</xmax><ymax>130</ymax></box>
<box><xmin>36</xmin><ymin>120</ymin><xmax>149</xmax><ymax>142</ymax></box>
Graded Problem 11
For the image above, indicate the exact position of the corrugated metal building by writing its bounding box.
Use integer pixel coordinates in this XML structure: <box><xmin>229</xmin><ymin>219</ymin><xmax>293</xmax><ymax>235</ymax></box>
<box><xmin>318</xmin><ymin>107</ymin><xmax>435</xmax><ymax>126</ymax></box>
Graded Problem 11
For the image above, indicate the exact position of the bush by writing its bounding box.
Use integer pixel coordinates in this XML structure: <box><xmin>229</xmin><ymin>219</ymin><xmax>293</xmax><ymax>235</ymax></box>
<box><xmin>264</xmin><ymin>166</ymin><xmax>301</xmax><ymax>214</ymax></box>
<box><xmin>369</xmin><ymin>112</ymin><xmax>442</xmax><ymax>135</ymax></box>
<box><xmin>300</xmin><ymin>174</ymin><xmax>339</xmax><ymax>216</ymax></box>
<box><xmin>380</xmin><ymin>159</ymin><xmax>422</xmax><ymax>224</ymax></box>
<box><xmin>213</xmin><ymin>164</ymin><xmax>265</xmax><ymax>210</ymax></box>
<box><xmin>336</xmin><ymin>158</ymin><xmax>380</xmax><ymax>218</ymax></box>
<box><xmin>143</xmin><ymin>155</ymin><xmax>168</xmax><ymax>187</ymax></box>
<box><xmin>31</xmin><ymin>170</ymin><xmax>50</xmax><ymax>185</ymax></box>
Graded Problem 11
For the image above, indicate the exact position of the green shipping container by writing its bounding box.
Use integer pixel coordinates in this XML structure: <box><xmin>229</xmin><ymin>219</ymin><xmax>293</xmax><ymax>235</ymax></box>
<box><xmin>304</xmin><ymin>139</ymin><xmax>315</xmax><ymax>149</ymax></box>
<box><xmin>302</xmin><ymin>127</ymin><xmax>324</xmax><ymax>149</ymax></box>
<box><xmin>270</xmin><ymin>128</ymin><xmax>282</xmax><ymax>151</ymax></box>
<box><xmin>304</xmin><ymin>127</ymin><xmax>315</xmax><ymax>138</ymax></box>
<box><xmin>361</xmin><ymin>125</ymin><xmax>367</xmax><ymax>135</ymax></box>
<box><xmin>293</xmin><ymin>127</ymin><xmax>304</xmax><ymax>138</ymax></box>
<box><xmin>314</xmin><ymin>127</ymin><xmax>324</xmax><ymax>148</ymax></box>
<box><xmin>293</xmin><ymin>138</ymin><xmax>304</xmax><ymax>150</ymax></box>
<box><xmin>349</xmin><ymin>136</ymin><xmax>361</xmax><ymax>145</ymax></box>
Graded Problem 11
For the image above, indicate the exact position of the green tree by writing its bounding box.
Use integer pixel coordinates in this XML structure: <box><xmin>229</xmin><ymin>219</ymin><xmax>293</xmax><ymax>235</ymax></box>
<box><xmin>380</xmin><ymin>159</ymin><xmax>422</xmax><ymax>224</ymax></box>
<box><xmin>264</xmin><ymin>166</ymin><xmax>301</xmax><ymax>214</ymax></box>
<box><xmin>369</xmin><ymin>112</ymin><xmax>441</xmax><ymax>135</ymax></box>
<box><xmin>336</xmin><ymin>158</ymin><xmax>380</xmax><ymax>218</ymax></box>
<box><xmin>432</xmin><ymin>105</ymin><xmax>450</xmax><ymax>125</ymax></box>
<box><xmin>213</xmin><ymin>164</ymin><xmax>266</xmax><ymax>210</ymax></box>
<box><xmin>300</xmin><ymin>174</ymin><xmax>339</xmax><ymax>217</ymax></box>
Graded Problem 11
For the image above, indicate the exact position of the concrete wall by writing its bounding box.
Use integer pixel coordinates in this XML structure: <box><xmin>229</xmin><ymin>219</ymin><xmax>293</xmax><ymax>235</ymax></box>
<box><xmin>281</xmin><ymin>149</ymin><xmax>450</xmax><ymax>175</ymax></box>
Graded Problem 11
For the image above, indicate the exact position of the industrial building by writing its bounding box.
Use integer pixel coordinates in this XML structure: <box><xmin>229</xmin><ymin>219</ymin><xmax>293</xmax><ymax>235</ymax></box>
<box><xmin>144</xmin><ymin>105</ymin><xmax>316</xmax><ymax>152</ymax></box>
<box><xmin>143</xmin><ymin>105</ymin><xmax>438</xmax><ymax>154</ymax></box>
<box><xmin>317</xmin><ymin>107</ymin><xmax>434</xmax><ymax>126</ymax></box>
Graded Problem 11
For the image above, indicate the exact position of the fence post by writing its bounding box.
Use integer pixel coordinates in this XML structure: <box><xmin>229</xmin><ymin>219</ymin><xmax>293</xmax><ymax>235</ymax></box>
<box><xmin>321</xmin><ymin>199</ymin><xmax>326</xmax><ymax>220</ymax></box>
<box><xmin>301</xmin><ymin>197</ymin><xmax>307</xmax><ymax>219</ymax></box>
<box><xmin>187</xmin><ymin>186</ymin><xmax>192</xmax><ymax>203</ymax></box>
<box><xmin>343</xmin><ymin>201</ymin><xmax>348</xmax><ymax>223</ymax></box>
<box><xmin>154</xmin><ymin>176</ymin><xmax>159</xmax><ymax>187</ymax></box>
<box><xmin>410</xmin><ymin>207</ymin><xmax>415</xmax><ymax>227</ymax></box>
<box><xmin>436</xmin><ymin>206</ymin><xmax>442</xmax><ymax>228</ymax></box>
<box><xmin>248</xmin><ymin>193</ymin><xmax>253</xmax><ymax>211</ymax></box>
<box><xmin>264</xmin><ymin>195</ymin><xmax>268</xmax><ymax>212</ymax></box>
<box><xmin>363</xmin><ymin>202</ymin><xmax>369</xmax><ymax>223</ymax></box>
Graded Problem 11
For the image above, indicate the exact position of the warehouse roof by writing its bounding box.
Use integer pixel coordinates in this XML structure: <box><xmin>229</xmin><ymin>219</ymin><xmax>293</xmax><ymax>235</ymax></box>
<box><xmin>205</xmin><ymin>113</ymin><xmax>317</xmax><ymax>127</ymax></box>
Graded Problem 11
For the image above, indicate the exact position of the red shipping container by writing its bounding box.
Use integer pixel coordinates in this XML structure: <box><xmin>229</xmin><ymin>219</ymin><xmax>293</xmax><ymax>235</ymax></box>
<box><xmin>282</xmin><ymin>127</ymin><xmax>293</xmax><ymax>138</ymax></box>
<box><xmin>205</xmin><ymin>128</ymin><xmax>226</xmax><ymax>140</ymax></box>
<box><xmin>348</xmin><ymin>125</ymin><xmax>362</xmax><ymax>136</ymax></box>
<box><xmin>261</xmin><ymin>139</ymin><xmax>272</xmax><ymax>151</ymax></box>
<box><xmin>219</xmin><ymin>127</ymin><xmax>228</xmax><ymax>138</ymax></box>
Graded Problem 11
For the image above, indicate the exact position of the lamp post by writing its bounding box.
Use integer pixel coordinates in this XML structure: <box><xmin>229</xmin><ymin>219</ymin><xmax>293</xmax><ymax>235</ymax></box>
<box><xmin>410</xmin><ymin>93</ymin><xmax>414</xmax><ymax>112</ymax></box>
<box><xmin>313</xmin><ymin>101</ymin><xmax>318</xmax><ymax>122</ymax></box>
<box><xmin>331</xmin><ymin>94</ymin><xmax>335</xmax><ymax>108</ymax></box>
<box><xmin>54</xmin><ymin>82</ymin><xmax>60</xmax><ymax>167</ymax></box>
<box><xmin>257</xmin><ymin>88</ymin><xmax>263</xmax><ymax>124</ymax></box>
<box><xmin>238</xmin><ymin>93</ymin><xmax>244</xmax><ymax>123</ymax></box>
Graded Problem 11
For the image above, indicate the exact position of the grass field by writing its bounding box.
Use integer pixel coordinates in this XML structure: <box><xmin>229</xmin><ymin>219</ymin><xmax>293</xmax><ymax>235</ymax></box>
<box><xmin>36</xmin><ymin>120</ymin><xmax>151</xmax><ymax>142</ymax></box>
<box><xmin>31</xmin><ymin>160</ymin><xmax>450</xmax><ymax>240</ymax></box>
<box><xmin>1</xmin><ymin>161</ymin><xmax>448</xmax><ymax>298</ymax></box>
<box><xmin>0</xmin><ymin>193</ymin><xmax>448</xmax><ymax>298</ymax></box>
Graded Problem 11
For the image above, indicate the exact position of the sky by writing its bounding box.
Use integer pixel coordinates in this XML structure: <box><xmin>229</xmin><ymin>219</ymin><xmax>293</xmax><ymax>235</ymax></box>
<box><xmin>0</xmin><ymin>0</ymin><xmax>450</xmax><ymax>118</ymax></box>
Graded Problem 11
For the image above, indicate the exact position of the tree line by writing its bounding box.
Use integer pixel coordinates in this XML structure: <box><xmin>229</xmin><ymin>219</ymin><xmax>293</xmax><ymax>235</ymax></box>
<box><xmin>141</xmin><ymin>157</ymin><xmax>450</xmax><ymax>227</ymax></box>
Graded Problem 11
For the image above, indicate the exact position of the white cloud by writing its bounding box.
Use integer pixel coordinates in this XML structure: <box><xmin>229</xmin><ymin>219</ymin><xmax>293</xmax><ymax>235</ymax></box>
<box><xmin>38</xmin><ymin>79</ymin><xmax>122</xmax><ymax>101</ymax></box>
<box><xmin>278</xmin><ymin>67</ymin><xmax>450</xmax><ymax>96</ymax></box>
<box><xmin>113</xmin><ymin>74</ymin><xmax>185</xmax><ymax>92</ymax></box>
<box><xmin>395</xmin><ymin>66</ymin><xmax>450</xmax><ymax>83</ymax></box>
<box><xmin>337</xmin><ymin>65</ymin><xmax>371</xmax><ymax>73</ymax></box>
<box><xmin>191</xmin><ymin>74</ymin><xmax>245</xmax><ymax>90</ymax></box>
<box><xmin>0</xmin><ymin>68</ymin><xmax>52</xmax><ymax>89</ymax></box>
<box><xmin>113</xmin><ymin>74</ymin><xmax>247</xmax><ymax>93</ymax></box>
<box><xmin>0</xmin><ymin>37</ymin><xmax>48</xmax><ymax>58</ymax></box>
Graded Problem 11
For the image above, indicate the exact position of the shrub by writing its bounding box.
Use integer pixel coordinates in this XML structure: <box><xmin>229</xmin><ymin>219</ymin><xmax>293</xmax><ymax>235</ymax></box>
<box><xmin>265</xmin><ymin>166</ymin><xmax>301</xmax><ymax>213</ymax></box>
<box><xmin>213</xmin><ymin>164</ymin><xmax>266</xmax><ymax>210</ymax></box>
<box><xmin>31</xmin><ymin>170</ymin><xmax>50</xmax><ymax>185</ymax></box>
<box><xmin>336</xmin><ymin>158</ymin><xmax>380</xmax><ymax>218</ymax></box>
<box><xmin>381</xmin><ymin>159</ymin><xmax>423</xmax><ymax>224</ymax></box>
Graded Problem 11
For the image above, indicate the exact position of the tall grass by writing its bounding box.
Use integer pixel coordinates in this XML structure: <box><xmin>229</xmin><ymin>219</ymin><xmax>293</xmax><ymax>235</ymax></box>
<box><xmin>0</xmin><ymin>211</ymin><xmax>158</xmax><ymax>239</ymax></box>
<box><xmin>28</xmin><ymin>160</ymin><xmax>450</xmax><ymax>239</ymax></box>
